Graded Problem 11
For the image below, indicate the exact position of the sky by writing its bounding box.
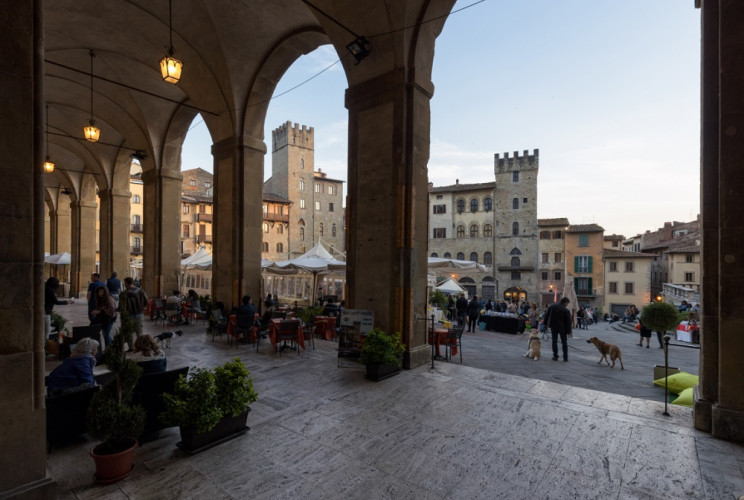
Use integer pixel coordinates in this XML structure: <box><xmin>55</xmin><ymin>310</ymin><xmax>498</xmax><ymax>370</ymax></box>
<box><xmin>180</xmin><ymin>0</ymin><xmax>701</xmax><ymax>239</ymax></box>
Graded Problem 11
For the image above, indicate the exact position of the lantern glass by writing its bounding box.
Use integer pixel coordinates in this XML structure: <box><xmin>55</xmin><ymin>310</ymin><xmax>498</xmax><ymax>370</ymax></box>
<box><xmin>160</xmin><ymin>55</ymin><xmax>183</xmax><ymax>83</ymax></box>
<box><xmin>84</xmin><ymin>123</ymin><xmax>100</xmax><ymax>142</ymax></box>
<box><xmin>44</xmin><ymin>159</ymin><xmax>55</xmax><ymax>173</ymax></box>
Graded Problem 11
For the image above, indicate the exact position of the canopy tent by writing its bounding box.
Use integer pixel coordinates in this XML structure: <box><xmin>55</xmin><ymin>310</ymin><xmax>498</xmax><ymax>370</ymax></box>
<box><xmin>45</xmin><ymin>251</ymin><xmax>71</xmax><ymax>265</ymax></box>
<box><xmin>563</xmin><ymin>273</ymin><xmax>579</xmax><ymax>328</ymax></box>
<box><xmin>180</xmin><ymin>246</ymin><xmax>213</xmax><ymax>270</ymax></box>
<box><xmin>264</xmin><ymin>241</ymin><xmax>346</xmax><ymax>305</ymax></box>
<box><xmin>435</xmin><ymin>278</ymin><xmax>468</xmax><ymax>297</ymax></box>
<box><xmin>427</xmin><ymin>256</ymin><xmax>490</xmax><ymax>272</ymax></box>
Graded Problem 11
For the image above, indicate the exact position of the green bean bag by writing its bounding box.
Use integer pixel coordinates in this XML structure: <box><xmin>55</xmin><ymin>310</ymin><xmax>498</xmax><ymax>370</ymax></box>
<box><xmin>672</xmin><ymin>387</ymin><xmax>694</xmax><ymax>407</ymax></box>
<box><xmin>653</xmin><ymin>371</ymin><xmax>698</xmax><ymax>395</ymax></box>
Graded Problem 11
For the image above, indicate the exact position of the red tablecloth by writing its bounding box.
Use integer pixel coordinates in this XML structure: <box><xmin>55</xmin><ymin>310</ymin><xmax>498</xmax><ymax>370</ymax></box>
<box><xmin>314</xmin><ymin>316</ymin><xmax>336</xmax><ymax>340</ymax></box>
<box><xmin>430</xmin><ymin>328</ymin><xmax>457</xmax><ymax>357</ymax></box>
<box><xmin>269</xmin><ymin>319</ymin><xmax>305</xmax><ymax>350</ymax></box>
<box><xmin>228</xmin><ymin>314</ymin><xmax>258</xmax><ymax>342</ymax></box>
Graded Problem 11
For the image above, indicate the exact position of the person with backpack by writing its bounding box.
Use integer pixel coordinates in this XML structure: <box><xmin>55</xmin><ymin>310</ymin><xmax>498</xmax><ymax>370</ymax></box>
<box><xmin>119</xmin><ymin>277</ymin><xmax>149</xmax><ymax>337</ymax></box>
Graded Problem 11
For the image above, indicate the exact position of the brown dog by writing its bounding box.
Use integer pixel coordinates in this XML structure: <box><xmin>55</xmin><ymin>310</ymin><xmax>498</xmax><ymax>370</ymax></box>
<box><xmin>586</xmin><ymin>337</ymin><xmax>624</xmax><ymax>369</ymax></box>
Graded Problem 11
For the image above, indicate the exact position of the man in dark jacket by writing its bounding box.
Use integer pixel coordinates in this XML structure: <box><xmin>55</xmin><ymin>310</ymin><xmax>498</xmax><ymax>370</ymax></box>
<box><xmin>466</xmin><ymin>295</ymin><xmax>481</xmax><ymax>332</ymax></box>
<box><xmin>544</xmin><ymin>297</ymin><xmax>573</xmax><ymax>361</ymax></box>
<box><xmin>455</xmin><ymin>294</ymin><xmax>468</xmax><ymax>327</ymax></box>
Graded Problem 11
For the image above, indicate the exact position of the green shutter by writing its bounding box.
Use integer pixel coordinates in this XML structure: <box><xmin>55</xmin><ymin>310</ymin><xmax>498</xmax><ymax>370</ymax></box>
<box><xmin>588</xmin><ymin>277</ymin><xmax>593</xmax><ymax>295</ymax></box>
<box><xmin>574</xmin><ymin>277</ymin><xmax>579</xmax><ymax>293</ymax></box>
<box><xmin>588</xmin><ymin>256</ymin><xmax>593</xmax><ymax>273</ymax></box>
<box><xmin>574</xmin><ymin>256</ymin><xmax>579</xmax><ymax>273</ymax></box>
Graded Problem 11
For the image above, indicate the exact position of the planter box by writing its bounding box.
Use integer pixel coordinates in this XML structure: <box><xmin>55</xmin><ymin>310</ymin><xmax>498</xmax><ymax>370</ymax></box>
<box><xmin>365</xmin><ymin>363</ymin><xmax>401</xmax><ymax>381</ymax></box>
<box><xmin>177</xmin><ymin>408</ymin><xmax>250</xmax><ymax>455</ymax></box>
<box><xmin>653</xmin><ymin>365</ymin><xmax>680</xmax><ymax>381</ymax></box>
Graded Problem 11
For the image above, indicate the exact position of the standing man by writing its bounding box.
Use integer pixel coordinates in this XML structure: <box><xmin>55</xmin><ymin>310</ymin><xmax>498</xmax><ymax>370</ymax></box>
<box><xmin>86</xmin><ymin>272</ymin><xmax>106</xmax><ymax>322</ymax></box>
<box><xmin>106</xmin><ymin>271</ymin><xmax>121</xmax><ymax>306</ymax></box>
<box><xmin>455</xmin><ymin>294</ymin><xmax>468</xmax><ymax>328</ymax></box>
<box><xmin>545</xmin><ymin>297</ymin><xmax>572</xmax><ymax>361</ymax></box>
<box><xmin>466</xmin><ymin>295</ymin><xmax>480</xmax><ymax>333</ymax></box>
<box><xmin>119</xmin><ymin>277</ymin><xmax>149</xmax><ymax>337</ymax></box>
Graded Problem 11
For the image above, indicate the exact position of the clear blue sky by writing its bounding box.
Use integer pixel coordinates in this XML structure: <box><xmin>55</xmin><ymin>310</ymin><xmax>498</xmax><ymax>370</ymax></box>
<box><xmin>181</xmin><ymin>0</ymin><xmax>701</xmax><ymax>238</ymax></box>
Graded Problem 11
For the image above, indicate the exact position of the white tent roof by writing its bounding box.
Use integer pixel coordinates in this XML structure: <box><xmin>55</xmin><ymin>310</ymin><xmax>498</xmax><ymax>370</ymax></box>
<box><xmin>45</xmin><ymin>251</ymin><xmax>71</xmax><ymax>265</ymax></box>
<box><xmin>435</xmin><ymin>277</ymin><xmax>468</xmax><ymax>297</ymax></box>
<box><xmin>266</xmin><ymin>241</ymin><xmax>346</xmax><ymax>275</ymax></box>
<box><xmin>180</xmin><ymin>246</ymin><xmax>213</xmax><ymax>270</ymax></box>
<box><xmin>428</xmin><ymin>256</ymin><xmax>490</xmax><ymax>272</ymax></box>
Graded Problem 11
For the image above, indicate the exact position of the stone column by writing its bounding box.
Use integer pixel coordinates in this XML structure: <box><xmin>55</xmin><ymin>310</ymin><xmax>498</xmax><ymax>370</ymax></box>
<box><xmin>211</xmin><ymin>135</ymin><xmax>265</xmax><ymax>308</ymax></box>
<box><xmin>0</xmin><ymin>0</ymin><xmax>56</xmax><ymax>496</ymax></box>
<box><xmin>98</xmin><ymin>188</ymin><xmax>131</xmax><ymax>280</ymax></box>
<box><xmin>70</xmin><ymin>199</ymin><xmax>98</xmax><ymax>298</ymax></box>
<box><xmin>345</xmin><ymin>68</ymin><xmax>432</xmax><ymax>369</ymax></box>
<box><xmin>54</xmin><ymin>200</ymin><xmax>72</xmax><ymax>255</ymax></box>
<box><xmin>695</xmin><ymin>0</ymin><xmax>744</xmax><ymax>442</ymax></box>
<box><xmin>141</xmin><ymin>168</ymin><xmax>182</xmax><ymax>298</ymax></box>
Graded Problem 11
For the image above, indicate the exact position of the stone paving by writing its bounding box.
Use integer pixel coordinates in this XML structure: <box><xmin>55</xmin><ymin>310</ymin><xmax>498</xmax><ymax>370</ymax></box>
<box><xmin>46</xmin><ymin>302</ymin><xmax>743</xmax><ymax>499</ymax></box>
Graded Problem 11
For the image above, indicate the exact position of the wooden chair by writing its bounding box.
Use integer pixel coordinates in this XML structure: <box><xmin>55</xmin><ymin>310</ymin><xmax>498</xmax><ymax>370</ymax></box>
<box><xmin>444</xmin><ymin>325</ymin><xmax>464</xmax><ymax>363</ymax></box>
<box><xmin>275</xmin><ymin>320</ymin><xmax>301</xmax><ymax>356</ymax></box>
<box><xmin>208</xmin><ymin>309</ymin><xmax>228</xmax><ymax>341</ymax></box>
<box><xmin>163</xmin><ymin>301</ymin><xmax>180</xmax><ymax>328</ymax></box>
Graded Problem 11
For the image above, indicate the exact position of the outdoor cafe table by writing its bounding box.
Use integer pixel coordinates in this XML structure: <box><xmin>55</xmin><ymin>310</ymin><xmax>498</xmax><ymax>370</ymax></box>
<box><xmin>478</xmin><ymin>315</ymin><xmax>525</xmax><ymax>334</ymax></box>
<box><xmin>313</xmin><ymin>316</ymin><xmax>336</xmax><ymax>340</ymax></box>
<box><xmin>269</xmin><ymin>318</ymin><xmax>305</xmax><ymax>350</ymax></box>
<box><xmin>428</xmin><ymin>327</ymin><xmax>457</xmax><ymax>358</ymax></box>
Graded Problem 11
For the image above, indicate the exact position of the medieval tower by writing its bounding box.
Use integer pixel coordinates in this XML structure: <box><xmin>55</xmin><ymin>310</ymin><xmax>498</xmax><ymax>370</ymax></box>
<box><xmin>265</xmin><ymin>122</ymin><xmax>344</xmax><ymax>258</ymax></box>
<box><xmin>494</xmin><ymin>149</ymin><xmax>539</xmax><ymax>304</ymax></box>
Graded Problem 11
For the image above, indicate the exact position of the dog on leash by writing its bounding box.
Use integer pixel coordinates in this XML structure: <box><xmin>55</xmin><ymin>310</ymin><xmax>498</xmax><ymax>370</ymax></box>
<box><xmin>154</xmin><ymin>330</ymin><xmax>182</xmax><ymax>348</ymax></box>
<box><xmin>523</xmin><ymin>331</ymin><xmax>541</xmax><ymax>361</ymax></box>
<box><xmin>586</xmin><ymin>336</ymin><xmax>624</xmax><ymax>369</ymax></box>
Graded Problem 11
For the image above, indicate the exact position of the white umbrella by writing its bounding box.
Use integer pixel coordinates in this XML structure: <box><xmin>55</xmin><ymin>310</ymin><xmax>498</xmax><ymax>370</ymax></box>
<box><xmin>563</xmin><ymin>273</ymin><xmax>579</xmax><ymax>328</ymax></box>
<box><xmin>427</xmin><ymin>256</ymin><xmax>490</xmax><ymax>272</ymax></box>
<box><xmin>45</xmin><ymin>251</ymin><xmax>71</xmax><ymax>265</ymax></box>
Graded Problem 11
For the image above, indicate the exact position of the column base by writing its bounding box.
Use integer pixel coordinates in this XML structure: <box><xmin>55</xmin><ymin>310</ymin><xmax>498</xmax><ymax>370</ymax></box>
<box><xmin>0</xmin><ymin>477</ymin><xmax>56</xmax><ymax>500</ymax></box>
<box><xmin>712</xmin><ymin>403</ymin><xmax>744</xmax><ymax>443</ymax></box>
<box><xmin>404</xmin><ymin>345</ymin><xmax>430</xmax><ymax>370</ymax></box>
<box><xmin>693</xmin><ymin>385</ymin><xmax>713</xmax><ymax>433</ymax></box>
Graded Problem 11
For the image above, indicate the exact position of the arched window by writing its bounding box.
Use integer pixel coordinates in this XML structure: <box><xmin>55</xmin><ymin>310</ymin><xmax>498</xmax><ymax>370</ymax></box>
<box><xmin>512</xmin><ymin>222</ymin><xmax>519</xmax><ymax>236</ymax></box>
<box><xmin>133</xmin><ymin>195</ymin><xmax>141</xmax><ymax>204</ymax></box>
<box><xmin>276</xmin><ymin>242</ymin><xmax>283</xmax><ymax>253</ymax></box>
<box><xmin>332</xmin><ymin>224</ymin><xmax>337</xmax><ymax>237</ymax></box>
<box><xmin>470</xmin><ymin>199</ymin><xmax>478</xmax><ymax>212</ymax></box>
<box><xmin>262</xmin><ymin>242</ymin><xmax>268</xmax><ymax>252</ymax></box>
<box><xmin>470</xmin><ymin>252</ymin><xmax>478</xmax><ymax>262</ymax></box>
<box><xmin>456</xmin><ymin>199</ymin><xmax>465</xmax><ymax>213</ymax></box>
<box><xmin>457</xmin><ymin>225</ymin><xmax>465</xmax><ymax>238</ymax></box>
<box><xmin>470</xmin><ymin>224</ymin><xmax>479</xmax><ymax>238</ymax></box>
<box><xmin>300</xmin><ymin>158</ymin><xmax>304</xmax><ymax>169</ymax></box>
<box><xmin>483</xmin><ymin>197</ymin><xmax>492</xmax><ymax>211</ymax></box>
<box><xmin>457</xmin><ymin>252</ymin><xmax>465</xmax><ymax>260</ymax></box>
<box><xmin>133</xmin><ymin>236</ymin><xmax>141</xmax><ymax>248</ymax></box>
<box><xmin>299</xmin><ymin>227</ymin><xmax>305</xmax><ymax>240</ymax></box>
<box><xmin>319</xmin><ymin>223</ymin><xmax>324</xmax><ymax>236</ymax></box>
<box><xmin>484</xmin><ymin>224</ymin><xmax>492</xmax><ymax>237</ymax></box>
<box><xmin>484</xmin><ymin>252</ymin><xmax>493</xmax><ymax>265</ymax></box>
<box><xmin>513</xmin><ymin>197</ymin><xmax>519</xmax><ymax>209</ymax></box>
<box><xmin>299</xmin><ymin>179</ymin><xmax>305</xmax><ymax>191</ymax></box>
<box><xmin>262</xmin><ymin>222</ymin><xmax>269</xmax><ymax>233</ymax></box>
<box><xmin>431</xmin><ymin>252</ymin><xmax>438</xmax><ymax>258</ymax></box>
<box><xmin>277</xmin><ymin>225</ymin><xmax>283</xmax><ymax>234</ymax></box>
<box><xmin>511</xmin><ymin>256</ymin><xmax>520</xmax><ymax>267</ymax></box>
<box><xmin>132</xmin><ymin>214</ymin><xmax>140</xmax><ymax>225</ymax></box>
<box><xmin>444</xmin><ymin>252</ymin><xmax>452</xmax><ymax>258</ymax></box>
<box><xmin>510</xmin><ymin>247</ymin><xmax>522</xmax><ymax>255</ymax></box>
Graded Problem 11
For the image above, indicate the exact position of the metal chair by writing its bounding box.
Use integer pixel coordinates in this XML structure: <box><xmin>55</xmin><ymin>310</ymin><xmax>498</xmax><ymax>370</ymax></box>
<box><xmin>301</xmin><ymin>321</ymin><xmax>315</xmax><ymax>350</ymax></box>
<box><xmin>163</xmin><ymin>301</ymin><xmax>180</xmax><ymax>328</ymax></box>
<box><xmin>208</xmin><ymin>309</ymin><xmax>228</xmax><ymax>341</ymax></box>
<box><xmin>274</xmin><ymin>319</ymin><xmax>301</xmax><ymax>356</ymax></box>
<box><xmin>445</xmin><ymin>325</ymin><xmax>464</xmax><ymax>363</ymax></box>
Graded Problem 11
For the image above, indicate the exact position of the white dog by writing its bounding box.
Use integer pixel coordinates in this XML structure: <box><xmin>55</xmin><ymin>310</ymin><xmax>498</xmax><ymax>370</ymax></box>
<box><xmin>523</xmin><ymin>331</ymin><xmax>541</xmax><ymax>361</ymax></box>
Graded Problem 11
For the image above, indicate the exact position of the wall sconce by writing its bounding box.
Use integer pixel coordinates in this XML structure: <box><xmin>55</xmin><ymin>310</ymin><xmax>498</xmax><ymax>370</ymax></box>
<box><xmin>84</xmin><ymin>50</ymin><xmax>100</xmax><ymax>142</ymax></box>
<box><xmin>346</xmin><ymin>36</ymin><xmax>371</xmax><ymax>65</ymax></box>
<box><xmin>160</xmin><ymin>0</ymin><xmax>183</xmax><ymax>83</ymax></box>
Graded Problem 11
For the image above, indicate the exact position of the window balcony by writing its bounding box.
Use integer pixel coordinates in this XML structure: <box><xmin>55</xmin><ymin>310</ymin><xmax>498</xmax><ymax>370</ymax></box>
<box><xmin>131</xmin><ymin>246</ymin><xmax>142</xmax><ymax>255</ymax></box>
<box><xmin>130</xmin><ymin>224</ymin><xmax>143</xmax><ymax>233</ymax></box>
<box><xmin>264</xmin><ymin>212</ymin><xmax>289</xmax><ymax>223</ymax></box>
<box><xmin>197</xmin><ymin>235</ymin><xmax>212</xmax><ymax>244</ymax></box>
<box><xmin>196</xmin><ymin>213</ymin><xmax>212</xmax><ymax>223</ymax></box>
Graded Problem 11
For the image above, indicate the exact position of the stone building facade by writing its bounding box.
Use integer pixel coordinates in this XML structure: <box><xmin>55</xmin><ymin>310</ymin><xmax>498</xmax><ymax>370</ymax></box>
<box><xmin>264</xmin><ymin>122</ymin><xmax>345</xmax><ymax>258</ymax></box>
<box><xmin>262</xmin><ymin>193</ymin><xmax>292</xmax><ymax>261</ymax></box>
<box><xmin>565</xmin><ymin>224</ymin><xmax>605</xmax><ymax>309</ymax></box>
<box><xmin>537</xmin><ymin>218</ymin><xmax>568</xmax><ymax>306</ymax></box>
<box><xmin>494</xmin><ymin>150</ymin><xmax>539</xmax><ymax>305</ymax></box>
<box><xmin>603</xmin><ymin>248</ymin><xmax>653</xmax><ymax>316</ymax></box>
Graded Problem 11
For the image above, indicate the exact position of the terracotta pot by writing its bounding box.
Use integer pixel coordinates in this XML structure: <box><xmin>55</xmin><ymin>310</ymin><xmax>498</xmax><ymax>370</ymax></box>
<box><xmin>90</xmin><ymin>437</ymin><xmax>137</xmax><ymax>484</ymax></box>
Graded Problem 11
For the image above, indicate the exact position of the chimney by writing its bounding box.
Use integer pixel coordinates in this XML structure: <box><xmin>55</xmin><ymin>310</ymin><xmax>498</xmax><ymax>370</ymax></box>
<box><xmin>456</xmin><ymin>179</ymin><xmax>459</xmax><ymax>185</ymax></box>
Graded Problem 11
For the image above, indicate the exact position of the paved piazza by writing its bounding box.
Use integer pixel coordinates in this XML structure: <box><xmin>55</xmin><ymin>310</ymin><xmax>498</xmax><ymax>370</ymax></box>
<box><xmin>46</xmin><ymin>302</ymin><xmax>743</xmax><ymax>499</ymax></box>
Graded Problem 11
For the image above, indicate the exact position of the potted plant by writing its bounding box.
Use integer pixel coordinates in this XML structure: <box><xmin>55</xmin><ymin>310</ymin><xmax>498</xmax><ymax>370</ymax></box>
<box><xmin>297</xmin><ymin>305</ymin><xmax>323</xmax><ymax>325</ymax></box>
<box><xmin>640</xmin><ymin>301</ymin><xmax>681</xmax><ymax>338</ymax></box>
<box><xmin>160</xmin><ymin>358</ymin><xmax>258</xmax><ymax>454</ymax></box>
<box><xmin>49</xmin><ymin>311</ymin><xmax>68</xmax><ymax>334</ymax></box>
<box><xmin>86</xmin><ymin>311</ymin><xmax>145</xmax><ymax>483</ymax></box>
<box><xmin>360</xmin><ymin>327</ymin><xmax>406</xmax><ymax>381</ymax></box>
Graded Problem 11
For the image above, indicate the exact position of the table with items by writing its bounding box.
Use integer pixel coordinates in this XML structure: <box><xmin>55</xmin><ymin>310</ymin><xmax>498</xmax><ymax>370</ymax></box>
<box><xmin>478</xmin><ymin>314</ymin><xmax>525</xmax><ymax>334</ymax></box>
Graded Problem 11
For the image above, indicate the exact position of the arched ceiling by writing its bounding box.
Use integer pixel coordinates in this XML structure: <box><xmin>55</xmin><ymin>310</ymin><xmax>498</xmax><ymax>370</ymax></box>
<box><xmin>43</xmin><ymin>0</ymin><xmax>454</xmax><ymax>195</ymax></box>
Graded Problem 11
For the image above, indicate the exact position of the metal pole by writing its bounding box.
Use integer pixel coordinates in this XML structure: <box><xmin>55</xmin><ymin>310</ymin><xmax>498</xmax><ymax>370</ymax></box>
<box><xmin>431</xmin><ymin>314</ymin><xmax>435</xmax><ymax>369</ymax></box>
<box><xmin>663</xmin><ymin>334</ymin><xmax>671</xmax><ymax>416</ymax></box>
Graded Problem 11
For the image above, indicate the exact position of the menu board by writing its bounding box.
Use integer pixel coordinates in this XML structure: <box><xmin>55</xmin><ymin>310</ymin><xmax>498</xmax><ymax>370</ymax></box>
<box><xmin>339</xmin><ymin>309</ymin><xmax>374</xmax><ymax>335</ymax></box>
<box><xmin>337</xmin><ymin>309</ymin><xmax>374</xmax><ymax>365</ymax></box>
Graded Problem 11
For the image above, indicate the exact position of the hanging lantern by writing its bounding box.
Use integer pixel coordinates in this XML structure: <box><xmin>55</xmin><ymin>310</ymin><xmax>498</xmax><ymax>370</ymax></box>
<box><xmin>160</xmin><ymin>51</ymin><xmax>183</xmax><ymax>84</ymax></box>
<box><xmin>44</xmin><ymin>159</ymin><xmax>55</xmax><ymax>173</ymax></box>
<box><xmin>84</xmin><ymin>120</ymin><xmax>100</xmax><ymax>143</ymax></box>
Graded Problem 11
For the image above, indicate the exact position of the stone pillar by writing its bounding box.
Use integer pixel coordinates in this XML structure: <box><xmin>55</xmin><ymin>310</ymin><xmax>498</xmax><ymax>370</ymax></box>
<box><xmin>211</xmin><ymin>135</ymin><xmax>265</xmax><ymax>308</ymax></box>
<box><xmin>345</xmin><ymin>68</ymin><xmax>432</xmax><ymax>369</ymax></box>
<box><xmin>0</xmin><ymin>0</ymin><xmax>56</xmax><ymax>496</ymax></box>
<box><xmin>695</xmin><ymin>0</ymin><xmax>744</xmax><ymax>442</ymax></box>
<box><xmin>70</xmin><ymin>199</ymin><xmax>98</xmax><ymax>298</ymax></box>
<box><xmin>141</xmin><ymin>168</ymin><xmax>181</xmax><ymax>298</ymax></box>
<box><xmin>54</xmin><ymin>201</ymin><xmax>72</xmax><ymax>254</ymax></box>
<box><xmin>98</xmin><ymin>188</ymin><xmax>131</xmax><ymax>280</ymax></box>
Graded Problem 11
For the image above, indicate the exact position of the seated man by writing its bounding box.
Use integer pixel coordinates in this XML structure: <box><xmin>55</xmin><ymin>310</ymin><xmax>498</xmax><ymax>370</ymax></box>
<box><xmin>235</xmin><ymin>295</ymin><xmax>258</xmax><ymax>341</ymax></box>
<box><xmin>47</xmin><ymin>337</ymin><xmax>98</xmax><ymax>396</ymax></box>
<box><xmin>128</xmin><ymin>335</ymin><xmax>166</xmax><ymax>373</ymax></box>
<box><xmin>323</xmin><ymin>298</ymin><xmax>341</xmax><ymax>318</ymax></box>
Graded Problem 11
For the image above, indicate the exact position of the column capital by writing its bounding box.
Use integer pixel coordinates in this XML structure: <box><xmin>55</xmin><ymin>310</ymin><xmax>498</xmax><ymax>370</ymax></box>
<box><xmin>211</xmin><ymin>135</ymin><xmax>266</xmax><ymax>159</ymax></box>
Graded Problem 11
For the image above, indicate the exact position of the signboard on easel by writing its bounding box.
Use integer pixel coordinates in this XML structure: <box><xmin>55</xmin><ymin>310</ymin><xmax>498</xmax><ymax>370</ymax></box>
<box><xmin>337</xmin><ymin>309</ymin><xmax>374</xmax><ymax>366</ymax></box>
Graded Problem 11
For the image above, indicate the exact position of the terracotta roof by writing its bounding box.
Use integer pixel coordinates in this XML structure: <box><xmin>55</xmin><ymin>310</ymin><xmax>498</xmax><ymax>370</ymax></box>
<box><xmin>604</xmin><ymin>249</ymin><xmax>653</xmax><ymax>258</ymax></box>
<box><xmin>429</xmin><ymin>182</ymin><xmax>496</xmax><ymax>193</ymax></box>
<box><xmin>262</xmin><ymin>192</ymin><xmax>291</xmax><ymax>204</ymax></box>
<box><xmin>567</xmin><ymin>224</ymin><xmax>604</xmax><ymax>233</ymax></box>
<box><xmin>604</xmin><ymin>234</ymin><xmax>624</xmax><ymax>241</ymax></box>
<box><xmin>666</xmin><ymin>244</ymin><xmax>701</xmax><ymax>254</ymax></box>
<box><xmin>538</xmin><ymin>218</ymin><xmax>569</xmax><ymax>227</ymax></box>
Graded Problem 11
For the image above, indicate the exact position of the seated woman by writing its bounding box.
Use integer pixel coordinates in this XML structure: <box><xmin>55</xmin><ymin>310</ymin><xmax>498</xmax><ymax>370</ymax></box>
<box><xmin>46</xmin><ymin>337</ymin><xmax>98</xmax><ymax>396</ymax></box>
<box><xmin>127</xmin><ymin>335</ymin><xmax>166</xmax><ymax>373</ymax></box>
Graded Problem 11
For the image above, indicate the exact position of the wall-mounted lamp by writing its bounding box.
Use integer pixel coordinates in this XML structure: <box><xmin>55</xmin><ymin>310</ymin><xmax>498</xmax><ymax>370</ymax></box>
<box><xmin>159</xmin><ymin>0</ymin><xmax>183</xmax><ymax>83</ymax></box>
<box><xmin>44</xmin><ymin>104</ymin><xmax>55</xmax><ymax>173</ymax></box>
<box><xmin>84</xmin><ymin>50</ymin><xmax>100</xmax><ymax>142</ymax></box>
<box><xmin>346</xmin><ymin>36</ymin><xmax>371</xmax><ymax>65</ymax></box>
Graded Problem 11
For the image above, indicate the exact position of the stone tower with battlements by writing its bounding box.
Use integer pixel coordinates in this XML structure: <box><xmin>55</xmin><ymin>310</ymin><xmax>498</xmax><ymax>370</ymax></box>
<box><xmin>265</xmin><ymin>122</ymin><xmax>344</xmax><ymax>259</ymax></box>
<box><xmin>493</xmin><ymin>149</ymin><xmax>539</xmax><ymax>304</ymax></box>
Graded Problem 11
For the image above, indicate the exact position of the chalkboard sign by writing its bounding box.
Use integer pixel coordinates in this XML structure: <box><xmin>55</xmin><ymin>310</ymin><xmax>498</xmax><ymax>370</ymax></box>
<box><xmin>337</xmin><ymin>309</ymin><xmax>374</xmax><ymax>366</ymax></box>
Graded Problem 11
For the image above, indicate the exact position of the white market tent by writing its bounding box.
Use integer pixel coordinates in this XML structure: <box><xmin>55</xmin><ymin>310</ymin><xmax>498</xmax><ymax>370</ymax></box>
<box><xmin>435</xmin><ymin>277</ymin><xmax>468</xmax><ymax>297</ymax></box>
<box><xmin>427</xmin><ymin>256</ymin><xmax>490</xmax><ymax>272</ymax></box>
<box><xmin>45</xmin><ymin>251</ymin><xmax>71</xmax><ymax>265</ymax></box>
<box><xmin>180</xmin><ymin>246</ymin><xmax>213</xmax><ymax>270</ymax></box>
